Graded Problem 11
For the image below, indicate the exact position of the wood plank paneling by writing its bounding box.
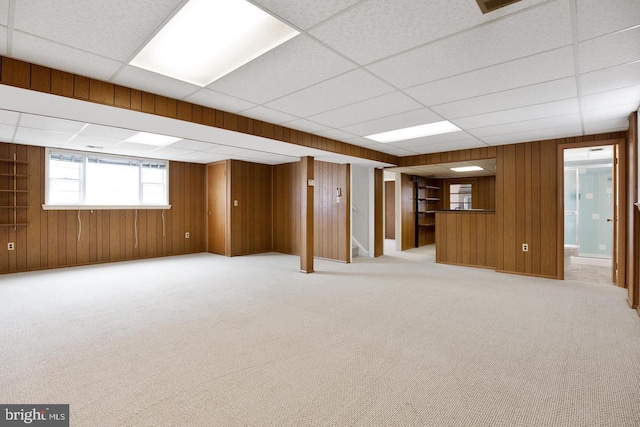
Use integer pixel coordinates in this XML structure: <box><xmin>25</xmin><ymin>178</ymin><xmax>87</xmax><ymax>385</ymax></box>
<box><xmin>229</xmin><ymin>160</ymin><xmax>273</xmax><ymax>256</ymax></box>
<box><xmin>273</xmin><ymin>161</ymin><xmax>301</xmax><ymax>255</ymax></box>
<box><xmin>0</xmin><ymin>143</ymin><xmax>205</xmax><ymax>274</ymax></box>
<box><xmin>401</xmin><ymin>174</ymin><xmax>415</xmax><ymax>250</ymax></box>
<box><xmin>300</xmin><ymin>157</ymin><xmax>314</xmax><ymax>272</ymax></box>
<box><xmin>435</xmin><ymin>211</ymin><xmax>496</xmax><ymax>268</ymax></box>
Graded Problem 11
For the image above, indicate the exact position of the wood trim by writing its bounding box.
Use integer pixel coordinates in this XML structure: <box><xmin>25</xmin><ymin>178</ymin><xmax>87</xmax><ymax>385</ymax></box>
<box><xmin>0</xmin><ymin>55</ymin><xmax>397</xmax><ymax>166</ymax></box>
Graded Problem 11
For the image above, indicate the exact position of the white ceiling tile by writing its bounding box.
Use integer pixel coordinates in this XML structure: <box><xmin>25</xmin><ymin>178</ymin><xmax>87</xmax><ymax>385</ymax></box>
<box><xmin>582</xmin><ymin>102</ymin><xmax>639</xmax><ymax>123</ymax></box>
<box><xmin>468</xmin><ymin>114</ymin><xmax>582</xmax><ymax>138</ymax></box>
<box><xmin>12</xmin><ymin>31</ymin><xmax>123</xmax><ymax>81</ymax></box>
<box><xmin>0</xmin><ymin>110</ymin><xmax>19</xmax><ymax>126</ymax></box>
<box><xmin>184</xmin><ymin>89</ymin><xmax>256</xmax><ymax>113</ymax></box>
<box><xmin>432</xmin><ymin>77</ymin><xmax>578</xmax><ymax>119</ymax></box>
<box><xmin>66</xmin><ymin>135</ymin><xmax>123</xmax><ymax>148</ymax></box>
<box><xmin>240</xmin><ymin>106</ymin><xmax>299</xmax><ymax>124</ymax></box>
<box><xmin>0</xmin><ymin>123</ymin><xmax>15</xmax><ymax>141</ymax></box>
<box><xmin>341</xmin><ymin>108</ymin><xmax>443</xmax><ymax>137</ymax></box>
<box><xmin>309</xmin><ymin>92</ymin><xmax>422</xmax><ymax>128</ymax></box>
<box><xmin>13</xmin><ymin>0</ymin><xmax>184</xmax><ymax>61</ymax></box>
<box><xmin>581</xmin><ymin>85</ymin><xmax>640</xmax><ymax>111</ymax></box>
<box><xmin>452</xmin><ymin>99</ymin><xmax>580</xmax><ymax>129</ymax></box>
<box><xmin>177</xmin><ymin>152</ymin><xmax>228</xmax><ymax>163</ymax></box>
<box><xmin>208</xmin><ymin>35</ymin><xmax>355</xmax><ymax>104</ymax></box>
<box><xmin>148</xmin><ymin>147</ymin><xmax>193</xmax><ymax>160</ymax></box>
<box><xmin>315</xmin><ymin>128</ymin><xmax>358</xmax><ymax>141</ymax></box>
<box><xmin>205</xmin><ymin>145</ymin><xmax>249</xmax><ymax>155</ymax></box>
<box><xmin>79</xmin><ymin>124</ymin><xmax>137</xmax><ymax>140</ymax></box>
<box><xmin>576</xmin><ymin>0</ymin><xmax>640</xmax><ymax>41</ymax></box>
<box><xmin>281</xmin><ymin>119</ymin><xmax>329</xmax><ymax>134</ymax></box>
<box><xmin>265</xmin><ymin>70</ymin><xmax>394</xmax><ymax>117</ymax></box>
<box><xmin>482</xmin><ymin>124</ymin><xmax>583</xmax><ymax>145</ymax></box>
<box><xmin>406</xmin><ymin>47</ymin><xmax>575</xmax><ymax>106</ymax></box>
<box><xmin>20</xmin><ymin>114</ymin><xmax>86</xmax><ymax>133</ymax></box>
<box><xmin>0</xmin><ymin>0</ymin><xmax>8</xmax><ymax>26</ymax></box>
<box><xmin>110</xmin><ymin>142</ymin><xmax>162</xmax><ymax>154</ymax></box>
<box><xmin>583</xmin><ymin>117</ymin><xmax>630</xmax><ymax>134</ymax></box>
<box><xmin>14</xmin><ymin>127</ymin><xmax>74</xmax><ymax>145</ymax></box>
<box><xmin>580</xmin><ymin>62</ymin><xmax>640</xmax><ymax>96</ymax></box>
<box><xmin>167</xmin><ymin>139</ymin><xmax>216</xmax><ymax>151</ymax></box>
<box><xmin>578</xmin><ymin>26</ymin><xmax>640</xmax><ymax>74</ymax></box>
<box><xmin>251</xmin><ymin>0</ymin><xmax>362</xmax><ymax>30</ymax></box>
<box><xmin>113</xmin><ymin>66</ymin><xmax>201</xmax><ymax>100</ymax></box>
<box><xmin>367</xmin><ymin>0</ymin><xmax>572</xmax><ymax>88</ymax></box>
<box><xmin>311</xmin><ymin>0</ymin><xmax>552</xmax><ymax>66</ymax></box>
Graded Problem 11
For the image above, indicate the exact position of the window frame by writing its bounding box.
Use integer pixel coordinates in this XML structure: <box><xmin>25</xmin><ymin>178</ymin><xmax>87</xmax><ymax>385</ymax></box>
<box><xmin>43</xmin><ymin>148</ymin><xmax>171</xmax><ymax>210</ymax></box>
<box><xmin>445</xmin><ymin>178</ymin><xmax>475</xmax><ymax>211</ymax></box>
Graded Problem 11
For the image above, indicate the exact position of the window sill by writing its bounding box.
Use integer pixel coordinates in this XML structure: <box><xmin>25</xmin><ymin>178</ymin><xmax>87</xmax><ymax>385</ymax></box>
<box><xmin>42</xmin><ymin>205</ymin><xmax>172</xmax><ymax>211</ymax></box>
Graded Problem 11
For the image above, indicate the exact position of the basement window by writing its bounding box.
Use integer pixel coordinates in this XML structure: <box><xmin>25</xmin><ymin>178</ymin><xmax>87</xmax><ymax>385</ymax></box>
<box><xmin>43</xmin><ymin>149</ymin><xmax>170</xmax><ymax>210</ymax></box>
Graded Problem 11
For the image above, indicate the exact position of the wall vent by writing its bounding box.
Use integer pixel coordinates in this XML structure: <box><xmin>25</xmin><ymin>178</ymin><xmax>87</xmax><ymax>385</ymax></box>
<box><xmin>475</xmin><ymin>0</ymin><xmax>523</xmax><ymax>14</ymax></box>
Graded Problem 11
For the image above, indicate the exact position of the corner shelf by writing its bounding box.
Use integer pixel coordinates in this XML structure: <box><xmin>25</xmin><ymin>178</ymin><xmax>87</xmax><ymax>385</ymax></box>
<box><xmin>0</xmin><ymin>154</ymin><xmax>29</xmax><ymax>230</ymax></box>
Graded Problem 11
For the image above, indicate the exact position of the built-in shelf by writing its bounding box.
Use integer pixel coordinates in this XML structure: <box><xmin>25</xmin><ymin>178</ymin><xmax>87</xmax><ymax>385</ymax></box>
<box><xmin>415</xmin><ymin>176</ymin><xmax>441</xmax><ymax>247</ymax></box>
<box><xmin>0</xmin><ymin>154</ymin><xmax>29</xmax><ymax>229</ymax></box>
<box><xmin>418</xmin><ymin>222</ymin><xmax>436</xmax><ymax>227</ymax></box>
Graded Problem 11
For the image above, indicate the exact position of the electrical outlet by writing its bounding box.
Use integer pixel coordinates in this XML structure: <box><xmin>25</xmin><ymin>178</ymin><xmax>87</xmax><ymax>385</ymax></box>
<box><xmin>8</xmin><ymin>242</ymin><xmax>14</xmax><ymax>251</ymax></box>
<box><xmin>522</xmin><ymin>243</ymin><xmax>528</xmax><ymax>252</ymax></box>
<box><xmin>185</xmin><ymin>232</ymin><xmax>190</xmax><ymax>239</ymax></box>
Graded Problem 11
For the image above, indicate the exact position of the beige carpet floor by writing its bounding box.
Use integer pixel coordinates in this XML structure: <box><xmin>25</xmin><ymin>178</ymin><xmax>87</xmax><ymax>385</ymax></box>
<box><xmin>1</xmin><ymin>245</ymin><xmax>640</xmax><ymax>426</ymax></box>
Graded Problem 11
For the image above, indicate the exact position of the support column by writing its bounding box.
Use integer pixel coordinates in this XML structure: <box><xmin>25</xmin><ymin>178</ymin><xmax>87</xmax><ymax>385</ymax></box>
<box><xmin>300</xmin><ymin>156</ymin><xmax>314</xmax><ymax>273</ymax></box>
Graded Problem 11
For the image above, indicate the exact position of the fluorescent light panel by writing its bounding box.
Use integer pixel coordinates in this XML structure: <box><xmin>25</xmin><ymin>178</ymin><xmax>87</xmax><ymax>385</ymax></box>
<box><xmin>124</xmin><ymin>132</ymin><xmax>182</xmax><ymax>146</ymax></box>
<box><xmin>451</xmin><ymin>166</ymin><xmax>483</xmax><ymax>172</ymax></box>
<box><xmin>130</xmin><ymin>0</ymin><xmax>299</xmax><ymax>86</ymax></box>
<box><xmin>366</xmin><ymin>121</ymin><xmax>462</xmax><ymax>143</ymax></box>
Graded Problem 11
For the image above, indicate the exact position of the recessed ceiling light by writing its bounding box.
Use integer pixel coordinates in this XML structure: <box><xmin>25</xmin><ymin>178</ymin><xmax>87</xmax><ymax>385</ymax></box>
<box><xmin>365</xmin><ymin>121</ymin><xmax>462</xmax><ymax>143</ymax></box>
<box><xmin>451</xmin><ymin>166</ymin><xmax>483</xmax><ymax>172</ymax></box>
<box><xmin>130</xmin><ymin>0</ymin><xmax>299</xmax><ymax>86</ymax></box>
<box><xmin>124</xmin><ymin>132</ymin><xmax>182</xmax><ymax>146</ymax></box>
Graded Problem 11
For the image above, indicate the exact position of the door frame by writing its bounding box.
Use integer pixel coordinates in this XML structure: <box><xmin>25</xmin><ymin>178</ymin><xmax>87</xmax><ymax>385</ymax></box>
<box><xmin>556</xmin><ymin>138</ymin><xmax>626</xmax><ymax>286</ymax></box>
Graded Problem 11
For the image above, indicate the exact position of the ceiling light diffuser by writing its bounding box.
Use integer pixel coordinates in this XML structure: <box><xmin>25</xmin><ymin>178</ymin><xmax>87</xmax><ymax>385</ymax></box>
<box><xmin>130</xmin><ymin>0</ymin><xmax>299</xmax><ymax>86</ymax></box>
<box><xmin>365</xmin><ymin>121</ymin><xmax>462</xmax><ymax>143</ymax></box>
<box><xmin>124</xmin><ymin>132</ymin><xmax>182</xmax><ymax>146</ymax></box>
<box><xmin>451</xmin><ymin>166</ymin><xmax>483</xmax><ymax>172</ymax></box>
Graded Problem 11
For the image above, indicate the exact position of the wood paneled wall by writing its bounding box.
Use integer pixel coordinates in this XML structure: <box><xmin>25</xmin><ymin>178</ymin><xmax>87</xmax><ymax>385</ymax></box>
<box><xmin>495</xmin><ymin>141</ymin><xmax>556</xmax><ymax>278</ymax></box>
<box><xmin>0</xmin><ymin>142</ymin><xmax>205</xmax><ymax>274</ymax></box>
<box><xmin>474</xmin><ymin>176</ymin><xmax>496</xmax><ymax>210</ymax></box>
<box><xmin>436</xmin><ymin>212</ymin><xmax>496</xmax><ymax>268</ymax></box>
<box><xmin>626</xmin><ymin>112</ymin><xmax>639</xmax><ymax>309</ymax></box>
<box><xmin>0</xmin><ymin>56</ymin><xmax>396</xmax><ymax>165</ymax></box>
<box><xmin>228</xmin><ymin>160</ymin><xmax>273</xmax><ymax>256</ymax></box>
<box><xmin>398</xmin><ymin>147</ymin><xmax>497</xmax><ymax>167</ymax></box>
<box><xmin>400</xmin><ymin>174</ymin><xmax>415</xmax><ymax>250</ymax></box>
<box><xmin>273</xmin><ymin>161</ymin><xmax>301</xmax><ymax>256</ymax></box>
<box><xmin>314</xmin><ymin>161</ymin><xmax>350</xmax><ymax>262</ymax></box>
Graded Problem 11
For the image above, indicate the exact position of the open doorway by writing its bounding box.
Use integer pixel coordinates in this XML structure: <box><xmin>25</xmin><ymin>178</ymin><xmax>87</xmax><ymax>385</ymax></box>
<box><xmin>563</xmin><ymin>145</ymin><xmax>615</xmax><ymax>284</ymax></box>
<box><xmin>384</xmin><ymin>171</ymin><xmax>397</xmax><ymax>254</ymax></box>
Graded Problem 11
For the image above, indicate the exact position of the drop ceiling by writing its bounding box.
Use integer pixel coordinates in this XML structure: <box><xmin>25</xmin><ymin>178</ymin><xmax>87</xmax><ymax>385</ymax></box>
<box><xmin>0</xmin><ymin>0</ymin><xmax>638</xmax><ymax>165</ymax></box>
